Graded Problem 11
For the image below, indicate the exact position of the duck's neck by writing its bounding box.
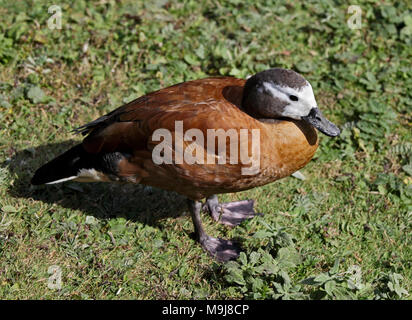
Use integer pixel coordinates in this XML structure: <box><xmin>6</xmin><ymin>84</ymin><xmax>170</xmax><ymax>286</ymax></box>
<box><xmin>241</xmin><ymin>91</ymin><xmax>261</xmax><ymax>118</ymax></box>
<box><xmin>221</xmin><ymin>82</ymin><xmax>261</xmax><ymax>118</ymax></box>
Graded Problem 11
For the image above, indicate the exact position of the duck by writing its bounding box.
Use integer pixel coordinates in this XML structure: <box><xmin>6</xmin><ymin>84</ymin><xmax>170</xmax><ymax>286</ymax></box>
<box><xmin>31</xmin><ymin>68</ymin><xmax>340</xmax><ymax>262</ymax></box>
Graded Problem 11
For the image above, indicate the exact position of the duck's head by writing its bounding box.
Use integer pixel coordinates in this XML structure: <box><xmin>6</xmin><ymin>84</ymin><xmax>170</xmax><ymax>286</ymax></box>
<box><xmin>242</xmin><ymin>68</ymin><xmax>340</xmax><ymax>137</ymax></box>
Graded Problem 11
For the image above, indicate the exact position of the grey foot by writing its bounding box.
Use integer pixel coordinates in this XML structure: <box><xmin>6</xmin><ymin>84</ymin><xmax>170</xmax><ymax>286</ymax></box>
<box><xmin>188</xmin><ymin>198</ymin><xmax>242</xmax><ymax>262</ymax></box>
<box><xmin>220</xmin><ymin>200</ymin><xmax>262</xmax><ymax>226</ymax></box>
<box><xmin>200</xmin><ymin>236</ymin><xmax>240</xmax><ymax>262</ymax></box>
<box><xmin>204</xmin><ymin>196</ymin><xmax>262</xmax><ymax>227</ymax></box>
<box><xmin>203</xmin><ymin>195</ymin><xmax>221</xmax><ymax>221</ymax></box>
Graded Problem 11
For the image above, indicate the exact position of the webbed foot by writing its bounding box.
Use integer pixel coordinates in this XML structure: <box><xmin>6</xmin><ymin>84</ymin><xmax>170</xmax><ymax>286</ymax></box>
<box><xmin>200</xmin><ymin>236</ymin><xmax>240</xmax><ymax>262</ymax></box>
<box><xmin>204</xmin><ymin>195</ymin><xmax>262</xmax><ymax>227</ymax></box>
<box><xmin>188</xmin><ymin>199</ymin><xmax>241</xmax><ymax>262</ymax></box>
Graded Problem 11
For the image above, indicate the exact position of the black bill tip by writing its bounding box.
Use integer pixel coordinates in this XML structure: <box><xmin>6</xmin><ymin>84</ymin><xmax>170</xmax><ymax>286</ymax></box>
<box><xmin>302</xmin><ymin>108</ymin><xmax>340</xmax><ymax>137</ymax></box>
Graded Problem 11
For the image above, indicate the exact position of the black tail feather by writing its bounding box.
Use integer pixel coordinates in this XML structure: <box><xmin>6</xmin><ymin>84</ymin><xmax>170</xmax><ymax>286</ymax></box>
<box><xmin>31</xmin><ymin>144</ymin><xmax>92</xmax><ymax>185</ymax></box>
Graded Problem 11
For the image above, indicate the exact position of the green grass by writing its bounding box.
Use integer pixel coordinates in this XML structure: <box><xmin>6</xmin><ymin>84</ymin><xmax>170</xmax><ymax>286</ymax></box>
<box><xmin>0</xmin><ymin>0</ymin><xmax>411</xmax><ymax>299</ymax></box>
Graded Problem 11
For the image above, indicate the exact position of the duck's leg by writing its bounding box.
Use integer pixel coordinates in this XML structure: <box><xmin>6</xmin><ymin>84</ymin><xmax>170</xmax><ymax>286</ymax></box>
<box><xmin>203</xmin><ymin>195</ymin><xmax>262</xmax><ymax>227</ymax></box>
<box><xmin>188</xmin><ymin>199</ymin><xmax>240</xmax><ymax>262</ymax></box>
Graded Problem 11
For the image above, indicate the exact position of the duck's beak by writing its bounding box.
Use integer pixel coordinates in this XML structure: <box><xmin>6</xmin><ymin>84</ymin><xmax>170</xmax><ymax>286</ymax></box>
<box><xmin>302</xmin><ymin>108</ymin><xmax>340</xmax><ymax>137</ymax></box>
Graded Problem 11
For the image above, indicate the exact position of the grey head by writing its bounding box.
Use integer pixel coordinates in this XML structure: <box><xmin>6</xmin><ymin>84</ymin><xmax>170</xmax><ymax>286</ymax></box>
<box><xmin>242</xmin><ymin>68</ymin><xmax>340</xmax><ymax>137</ymax></box>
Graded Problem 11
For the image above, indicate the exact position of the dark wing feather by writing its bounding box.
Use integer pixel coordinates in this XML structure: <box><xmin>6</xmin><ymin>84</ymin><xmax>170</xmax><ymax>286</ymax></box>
<box><xmin>77</xmin><ymin>77</ymin><xmax>245</xmax><ymax>154</ymax></box>
<box><xmin>72</xmin><ymin>96</ymin><xmax>149</xmax><ymax>136</ymax></box>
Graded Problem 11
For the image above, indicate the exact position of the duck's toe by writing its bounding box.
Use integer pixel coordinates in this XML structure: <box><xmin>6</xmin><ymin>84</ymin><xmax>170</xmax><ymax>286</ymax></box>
<box><xmin>203</xmin><ymin>195</ymin><xmax>221</xmax><ymax>221</ymax></box>
<box><xmin>201</xmin><ymin>236</ymin><xmax>241</xmax><ymax>262</ymax></box>
<box><xmin>219</xmin><ymin>200</ymin><xmax>262</xmax><ymax>227</ymax></box>
<box><xmin>204</xmin><ymin>196</ymin><xmax>262</xmax><ymax>226</ymax></box>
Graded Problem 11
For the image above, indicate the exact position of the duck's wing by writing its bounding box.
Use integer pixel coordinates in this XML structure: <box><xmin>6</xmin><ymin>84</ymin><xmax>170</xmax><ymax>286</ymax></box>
<box><xmin>77</xmin><ymin>77</ymin><xmax>245</xmax><ymax>153</ymax></box>
<box><xmin>73</xmin><ymin>78</ymin><xmax>257</xmax><ymax>194</ymax></box>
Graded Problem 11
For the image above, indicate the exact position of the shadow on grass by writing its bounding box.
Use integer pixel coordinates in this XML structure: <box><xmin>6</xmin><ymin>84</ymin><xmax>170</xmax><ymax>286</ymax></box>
<box><xmin>4</xmin><ymin>140</ymin><xmax>189</xmax><ymax>227</ymax></box>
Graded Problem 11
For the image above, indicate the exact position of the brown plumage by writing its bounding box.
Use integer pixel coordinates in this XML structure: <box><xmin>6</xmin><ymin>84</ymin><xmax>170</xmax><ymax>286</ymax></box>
<box><xmin>74</xmin><ymin>77</ymin><xmax>318</xmax><ymax>199</ymax></box>
<box><xmin>32</xmin><ymin>68</ymin><xmax>340</xmax><ymax>261</ymax></box>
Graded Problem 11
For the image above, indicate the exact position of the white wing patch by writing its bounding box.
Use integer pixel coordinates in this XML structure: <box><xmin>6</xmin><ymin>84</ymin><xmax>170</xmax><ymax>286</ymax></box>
<box><xmin>45</xmin><ymin>176</ymin><xmax>77</xmax><ymax>184</ymax></box>
<box><xmin>45</xmin><ymin>169</ymin><xmax>109</xmax><ymax>184</ymax></box>
<box><xmin>74</xmin><ymin>168</ymin><xmax>109</xmax><ymax>182</ymax></box>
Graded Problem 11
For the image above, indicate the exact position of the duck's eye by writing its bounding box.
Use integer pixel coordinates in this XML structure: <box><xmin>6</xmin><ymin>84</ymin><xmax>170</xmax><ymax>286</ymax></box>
<box><xmin>289</xmin><ymin>95</ymin><xmax>298</xmax><ymax>101</ymax></box>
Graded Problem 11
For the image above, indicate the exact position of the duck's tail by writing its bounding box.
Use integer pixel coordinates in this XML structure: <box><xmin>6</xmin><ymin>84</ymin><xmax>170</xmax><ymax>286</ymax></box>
<box><xmin>31</xmin><ymin>144</ymin><xmax>93</xmax><ymax>185</ymax></box>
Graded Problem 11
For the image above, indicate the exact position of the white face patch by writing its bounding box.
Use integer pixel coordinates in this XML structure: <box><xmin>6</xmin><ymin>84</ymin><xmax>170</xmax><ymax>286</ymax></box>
<box><xmin>262</xmin><ymin>82</ymin><xmax>317</xmax><ymax>120</ymax></box>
